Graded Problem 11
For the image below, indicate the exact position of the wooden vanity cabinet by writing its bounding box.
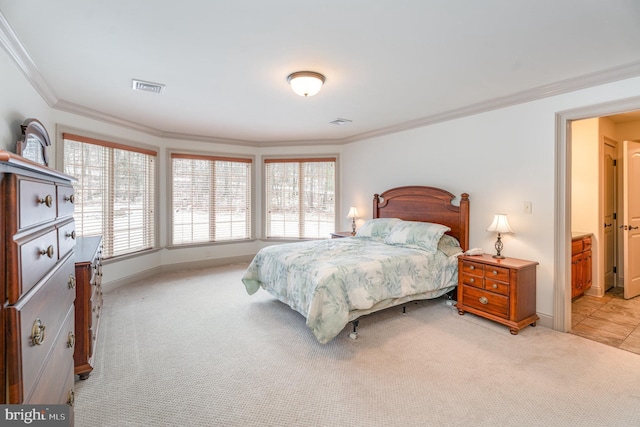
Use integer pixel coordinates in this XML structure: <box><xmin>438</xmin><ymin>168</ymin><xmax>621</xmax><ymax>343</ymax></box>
<box><xmin>571</xmin><ymin>234</ymin><xmax>592</xmax><ymax>298</ymax></box>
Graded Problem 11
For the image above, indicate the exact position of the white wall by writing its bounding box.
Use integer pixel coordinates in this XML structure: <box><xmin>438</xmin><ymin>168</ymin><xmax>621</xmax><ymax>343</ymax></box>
<box><xmin>0</xmin><ymin>49</ymin><xmax>52</xmax><ymax>152</ymax></box>
<box><xmin>341</xmin><ymin>76</ymin><xmax>640</xmax><ymax>323</ymax></box>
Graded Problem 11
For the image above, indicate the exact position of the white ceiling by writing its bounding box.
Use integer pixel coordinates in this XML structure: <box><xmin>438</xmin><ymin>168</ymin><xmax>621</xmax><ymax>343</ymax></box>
<box><xmin>1</xmin><ymin>1</ymin><xmax>640</xmax><ymax>145</ymax></box>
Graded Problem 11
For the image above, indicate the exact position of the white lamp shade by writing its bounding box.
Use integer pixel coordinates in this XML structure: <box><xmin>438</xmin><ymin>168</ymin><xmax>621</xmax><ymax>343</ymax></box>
<box><xmin>347</xmin><ymin>207</ymin><xmax>359</xmax><ymax>219</ymax></box>
<box><xmin>486</xmin><ymin>214</ymin><xmax>513</xmax><ymax>234</ymax></box>
<box><xmin>287</xmin><ymin>71</ymin><xmax>325</xmax><ymax>97</ymax></box>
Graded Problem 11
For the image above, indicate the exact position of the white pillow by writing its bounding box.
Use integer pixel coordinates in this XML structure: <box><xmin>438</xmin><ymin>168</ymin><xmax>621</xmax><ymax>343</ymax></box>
<box><xmin>437</xmin><ymin>234</ymin><xmax>463</xmax><ymax>256</ymax></box>
<box><xmin>383</xmin><ymin>221</ymin><xmax>451</xmax><ymax>254</ymax></box>
<box><xmin>354</xmin><ymin>218</ymin><xmax>401</xmax><ymax>241</ymax></box>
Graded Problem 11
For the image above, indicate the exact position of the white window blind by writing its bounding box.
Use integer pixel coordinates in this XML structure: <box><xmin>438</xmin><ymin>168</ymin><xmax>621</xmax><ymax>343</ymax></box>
<box><xmin>265</xmin><ymin>158</ymin><xmax>336</xmax><ymax>239</ymax></box>
<box><xmin>171</xmin><ymin>153</ymin><xmax>252</xmax><ymax>245</ymax></box>
<box><xmin>63</xmin><ymin>133</ymin><xmax>157</xmax><ymax>259</ymax></box>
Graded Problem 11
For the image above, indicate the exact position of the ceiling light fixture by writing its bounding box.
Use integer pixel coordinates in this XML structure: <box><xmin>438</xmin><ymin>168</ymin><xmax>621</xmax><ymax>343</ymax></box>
<box><xmin>287</xmin><ymin>71</ymin><xmax>325</xmax><ymax>97</ymax></box>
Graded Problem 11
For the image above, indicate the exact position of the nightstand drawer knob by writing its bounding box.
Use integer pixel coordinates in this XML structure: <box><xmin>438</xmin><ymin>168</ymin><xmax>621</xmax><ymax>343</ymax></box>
<box><xmin>492</xmin><ymin>284</ymin><xmax>498</xmax><ymax>289</ymax></box>
<box><xmin>469</xmin><ymin>266</ymin><xmax>475</xmax><ymax>270</ymax></box>
<box><xmin>479</xmin><ymin>296</ymin><xmax>489</xmax><ymax>305</ymax></box>
<box><xmin>491</xmin><ymin>270</ymin><xmax>498</xmax><ymax>275</ymax></box>
<box><xmin>469</xmin><ymin>278</ymin><xmax>475</xmax><ymax>283</ymax></box>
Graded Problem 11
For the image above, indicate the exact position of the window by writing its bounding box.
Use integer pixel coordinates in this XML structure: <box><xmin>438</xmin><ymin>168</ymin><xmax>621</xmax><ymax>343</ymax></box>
<box><xmin>63</xmin><ymin>133</ymin><xmax>157</xmax><ymax>259</ymax></box>
<box><xmin>171</xmin><ymin>153</ymin><xmax>252</xmax><ymax>245</ymax></box>
<box><xmin>265</xmin><ymin>158</ymin><xmax>336</xmax><ymax>239</ymax></box>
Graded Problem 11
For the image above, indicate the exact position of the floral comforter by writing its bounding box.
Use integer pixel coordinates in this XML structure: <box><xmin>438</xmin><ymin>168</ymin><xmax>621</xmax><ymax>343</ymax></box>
<box><xmin>241</xmin><ymin>237</ymin><xmax>459</xmax><ymax>344</ymax></box>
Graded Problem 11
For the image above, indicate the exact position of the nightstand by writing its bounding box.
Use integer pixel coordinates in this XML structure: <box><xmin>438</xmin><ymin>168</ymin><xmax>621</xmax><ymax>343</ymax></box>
<box><xmin>456</xmin><ymin>254</ymin><xmax>539</xmax><ymax>335</ymax></box>
<box><xmin>330</xmin><ymin>231</ymin><xmax>353</xmax><ymax>238</ymax></box>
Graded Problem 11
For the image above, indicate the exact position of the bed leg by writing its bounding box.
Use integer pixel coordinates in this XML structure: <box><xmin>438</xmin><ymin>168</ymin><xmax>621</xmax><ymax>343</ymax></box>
<box><xmin>349</xmin><ymin>320</ymin><xmax>359</xmax><ymax>340</ymax></box>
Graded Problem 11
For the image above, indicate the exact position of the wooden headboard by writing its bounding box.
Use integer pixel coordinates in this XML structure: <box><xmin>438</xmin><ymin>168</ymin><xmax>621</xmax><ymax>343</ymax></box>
<box><xmin>373</xmin><ymin>186</ymin><xmax>470</xmax><ymax>251</ymax></box>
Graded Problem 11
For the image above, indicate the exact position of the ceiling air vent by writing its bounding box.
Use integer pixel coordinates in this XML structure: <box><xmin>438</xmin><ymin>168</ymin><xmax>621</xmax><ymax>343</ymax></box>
<box><xmin>329</xmin><ymin>118</ymin><xmax>352</xmax><ymax>125</ymax></box>
<box><xmin>132</xmin><ymin>79</ymin><xmax>165</xmax><ymax>94</ymax></box>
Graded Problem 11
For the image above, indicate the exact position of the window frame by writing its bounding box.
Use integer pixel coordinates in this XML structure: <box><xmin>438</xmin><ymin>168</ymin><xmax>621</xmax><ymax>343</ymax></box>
<box><xmin>167</xmin><ymin>150</ymin><xmax>255</xmax><ymax>247</ymax></box>
<box><xmin>262</xmin><ymin>155</ymin><xmax>339</xmax><ymax>240</ymax></box>
<box><xmin>59</xmin><ymin>130</ymin><xmax>160</xmax><ymax>260</ymax></box>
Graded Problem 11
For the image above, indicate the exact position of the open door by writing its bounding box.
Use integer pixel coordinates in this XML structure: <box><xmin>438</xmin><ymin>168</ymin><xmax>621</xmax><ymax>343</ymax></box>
<box><xmin>603</xmin><ymin>141</ymin><xmax>616</xmax><ymax>291</ymax></box>
<box><xmin>623</xmin><ymin>140</ymin><xmax>640</xmax><ymax>299</ymax></box>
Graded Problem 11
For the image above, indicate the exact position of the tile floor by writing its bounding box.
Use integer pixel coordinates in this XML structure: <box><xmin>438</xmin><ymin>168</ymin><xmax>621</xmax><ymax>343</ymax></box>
<box><xmin>571</xmin><ymin>287</ymin><xmax>640</xmax><ymax>355</ymax></box>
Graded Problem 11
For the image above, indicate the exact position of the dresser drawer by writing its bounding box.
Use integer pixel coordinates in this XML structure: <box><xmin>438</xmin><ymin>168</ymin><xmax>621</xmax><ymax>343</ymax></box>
<box><xmin>461</xmin><ymin>285</ymin><xmax>508</xmax><ymax>318</ymax></box>
<box><xmin>15</xmin><ymin>228</ymin><xmax>59</xmax><ymax>302</ymax></box>
<box><xmin>56</xmin><ymin>184</ymin><xmax>75</xmax><ymax>219</ymax></box>
<box><xmin>6</xmin><ymin>256</ymin><xmax>76</xmax><ymax>401</ymax></box>
<box><xmin>57</xmin><ymin>220</ymin><xmax>76</xmax><ymax>259</ymax></box>
<box><xmin>91</xmin><ymin>290</ymin><xmax>102</xmax><ymax>330</ymax></box>
<box><xmin>24</xmin><ymin>307</ymin><xmax>75</xmax><ymax>404</ymax></box>
<box><xmin>19</xmin><ymin>178</ymin><xmax>57</xmax><ymax>230</ymax></box>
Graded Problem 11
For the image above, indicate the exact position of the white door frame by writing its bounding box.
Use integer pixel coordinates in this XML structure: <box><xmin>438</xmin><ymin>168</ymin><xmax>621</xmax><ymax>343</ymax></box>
<box><xmin>554</xmin><ymin>95</ymin><xmax>640</xmax><ymax>332</ymax></box>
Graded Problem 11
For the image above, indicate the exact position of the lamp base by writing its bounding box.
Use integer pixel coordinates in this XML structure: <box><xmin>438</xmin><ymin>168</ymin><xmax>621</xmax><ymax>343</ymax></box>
<box><xmin>493</xmin><ymin>234</ymin><xmax>505</xmax><ymax>260</ymax></box>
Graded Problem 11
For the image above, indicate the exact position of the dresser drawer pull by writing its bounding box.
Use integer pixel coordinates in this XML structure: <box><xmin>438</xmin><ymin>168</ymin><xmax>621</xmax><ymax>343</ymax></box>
<box><xmin>68</xmin><ymin>331</ymin><xmax>75</xmax><ymax>348</ymax></box>
<box><xmin>38</xmin><ymin>194</ymin><xmax>54</xmax><ymax>207</ymax></box>
<box><xmin>65</xmin><ymin>230</ymin><xmax>76</xmax><ymax>239</ymax></box>
<box><xmin>469</xmin><ymin>265</ymin><xmax>475</xmax><ymax>270</ymax></box>
<box><xmin>67</xmin><ymin>389</ymin><xmax>75</xmax><ymax>407</ymax></box>
<box><xmin>68</xmin><ymin>274</ymin><xmax>76</xmax><ymax>289</ymax></box>
<box><xmin>469</xmin><ymin>278</ymin><xmax>475</xmax><ymax>283</ymax></box>
<box><xmin>31</xmin><ymin>318</ymin><xmax>46</xmax><ymax>345</ymax></box>
<box><xmin>39</xmin><ymin>245</ymin><xmax>55</xmax><ymax>258</ymax></box>
<box><xmin>491</xmin><ymin>270</ymin><xmax>498</xmax><ymax>275</ymax></box>
<box><xmin>64</xmin><ymin>194</ymin><xmax>75</xmax><ymax>204</ymax></box>
<box><xmin>492</xmin><ymin>284</ymin><xmax>498</xmax><ymax>289</ymax></box>
<box><xmin>479</xmin><ymin>296</ymin><xmax>489</xmax><ymax>305</ymax></box>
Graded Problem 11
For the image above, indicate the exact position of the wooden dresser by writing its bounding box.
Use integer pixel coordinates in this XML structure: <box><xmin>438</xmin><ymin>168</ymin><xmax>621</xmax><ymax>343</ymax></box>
<box><xmin>456</xmin><ymin>254</ymin><xmax>539</xmax><ymax>335</ymax></box>
<box><xmin>1</xmin><ymin>150</ymin><xmax>77</xmax><ymax>411</ymax></box>
<box><xmin>74</xmin><ymin>236</ymin><xmax>103</xmax><ymax>379</ymax></box>
<box><xmin>571</xmin><ymin>233</ymin><xmax>592</xmax><ymax>298</ymax></box>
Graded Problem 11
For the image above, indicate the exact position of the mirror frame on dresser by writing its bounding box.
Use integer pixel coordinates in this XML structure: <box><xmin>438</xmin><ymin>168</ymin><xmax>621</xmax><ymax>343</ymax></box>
<box><xmin>16</xmin><ymin>118</ymin><xmax>51</xmax><ymax>167</ymax></box>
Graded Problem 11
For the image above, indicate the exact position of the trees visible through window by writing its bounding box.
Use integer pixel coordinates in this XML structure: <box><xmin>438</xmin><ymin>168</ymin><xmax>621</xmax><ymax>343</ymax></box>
<box><xmin>265</xmin><ymin>158</ymin><xmax>336</xmax><ymax>239</ymax></box>
<box><xmin>63</xmin><ymin>134</ymin><xmax>157</xmax><ymax>259</ymax></box>
<box><xmin>171</xmin><ymin>153</ymin><xmax>252</xmax><ymax>245</ymax></box>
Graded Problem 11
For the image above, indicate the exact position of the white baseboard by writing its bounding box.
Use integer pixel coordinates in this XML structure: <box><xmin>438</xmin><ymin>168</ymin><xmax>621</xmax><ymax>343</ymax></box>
<box><xmin>536</xmin><ymin>312</ymin><xmax>553</xmax><ymax>329</ymax></box>
<box><xmin>102</xmin><ymin>255</ymin><xmax>253</xmax><ymax>293</ymax></box>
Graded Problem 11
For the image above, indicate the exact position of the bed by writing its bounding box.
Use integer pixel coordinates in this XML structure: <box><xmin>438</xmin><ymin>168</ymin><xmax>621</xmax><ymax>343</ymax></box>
<box><xmin>241</xmin><ymin>186</ymin><xmax>470</xmax><ymax>344</ymax></box>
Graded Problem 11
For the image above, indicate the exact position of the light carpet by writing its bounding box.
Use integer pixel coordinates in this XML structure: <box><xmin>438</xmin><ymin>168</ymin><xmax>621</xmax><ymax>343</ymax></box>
<box><xmin>74</xmin><ymin>263</ymin><xmax>640</xmax><ymax>426</ymax></box>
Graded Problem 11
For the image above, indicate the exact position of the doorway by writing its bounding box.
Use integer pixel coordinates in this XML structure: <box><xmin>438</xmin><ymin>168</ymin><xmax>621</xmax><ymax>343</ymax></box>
<box><xmin>567</xmin><ymin>111</ymin><xmax>640</xmax><ymax>354</ymax></box>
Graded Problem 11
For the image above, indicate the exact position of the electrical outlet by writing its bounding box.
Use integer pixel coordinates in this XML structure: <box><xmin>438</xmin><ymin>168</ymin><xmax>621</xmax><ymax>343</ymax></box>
<box><xmin>523</xmin><ymin>202</ymin><xmax>532</xmax><ymax>214</ymax></box>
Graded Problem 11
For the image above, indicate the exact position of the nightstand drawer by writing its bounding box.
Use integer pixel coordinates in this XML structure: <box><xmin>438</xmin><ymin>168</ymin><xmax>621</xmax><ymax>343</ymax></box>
<box><xmin>484</xmin><ymin>279</ymin><xmax>509</xmax><ymax>296</ymax></box>
<box><xmin>461</xmin><ymin>285</ymin><xmax>508</xmax><ymax>318</ymax></box>
<box><xmin>484</xmin><ymin>265</ymin><xmax>509</xmax><ymax>283</ymax></box>
<box><xmin>460</xmin><ymin>260</ymin><xmax>484</xmax><ymax>276</ymax></box>
<box><xmin>461</xmin><ymin>273</ymin><xmax>483</xmax><ymax>289</ymax></box>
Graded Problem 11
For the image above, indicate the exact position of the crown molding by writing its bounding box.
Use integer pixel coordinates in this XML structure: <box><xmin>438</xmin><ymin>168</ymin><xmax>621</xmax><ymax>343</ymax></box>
<box><xmin>48</xmin><ymin>60</ymin><xmax>640</xmax><ymax>147</ymax></box>
<box><xmin>3</xmin><ymin>7</ymin><xmax>640</xmax><ymax>147</ymax></box>
<box><xmin>53</xmin><ymin>99</ymin><xmax>165</xmax><ymax>137</ymax></box>
<box><xmin>342</xmin><ymin>60</ymin><xmax>640</xmax><ymax>144</ymax></box>
<box><xmin>0</xmin><ymin>11</ymin><xmax>58</xmax><ymax>106</ymax></box>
